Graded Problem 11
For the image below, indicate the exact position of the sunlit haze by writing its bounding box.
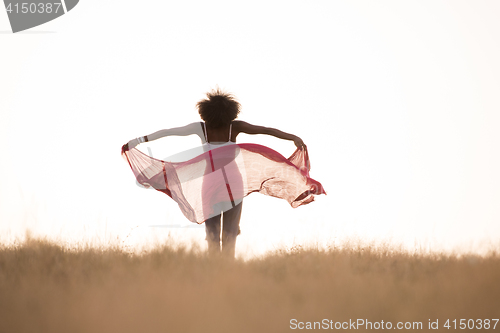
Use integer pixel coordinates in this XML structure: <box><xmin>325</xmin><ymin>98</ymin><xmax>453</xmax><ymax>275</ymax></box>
<box><xmin>1</xmin><ymin>1</ymin><xmax>499</xmax><ymax>258</ymax></box>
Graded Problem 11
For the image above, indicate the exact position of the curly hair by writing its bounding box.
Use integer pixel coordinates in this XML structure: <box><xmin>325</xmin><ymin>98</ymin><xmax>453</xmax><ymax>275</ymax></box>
<box><xmin>197</xmin><ymin>88</ymin><xmax>241</xmax><ymax>128</ymax></box>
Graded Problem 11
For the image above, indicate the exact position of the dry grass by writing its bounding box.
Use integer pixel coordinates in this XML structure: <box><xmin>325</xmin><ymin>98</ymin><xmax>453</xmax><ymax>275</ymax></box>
<box><xmin>1</xmin><ymin>236</ymin><xmax>499</xmax><ymax>333</ymax></box>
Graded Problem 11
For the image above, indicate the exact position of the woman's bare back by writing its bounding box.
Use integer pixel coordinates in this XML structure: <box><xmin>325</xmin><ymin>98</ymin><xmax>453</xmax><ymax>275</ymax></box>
<box><xmin>202</xmin><ymin>121</ymin><xmax>241</xmax><ymax>143</ymax></box>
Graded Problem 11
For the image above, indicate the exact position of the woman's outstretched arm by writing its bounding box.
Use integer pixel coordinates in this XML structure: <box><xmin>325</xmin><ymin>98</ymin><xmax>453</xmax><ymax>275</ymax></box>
<box><xmin>236</xmin><ymin>121</ymin><xmax>306</xmax><ymax>149</ymax></box>
<box><xmin>124</xmin><ymin>122</ymin><xmax>202</xmax><ymax>151</ymax></box>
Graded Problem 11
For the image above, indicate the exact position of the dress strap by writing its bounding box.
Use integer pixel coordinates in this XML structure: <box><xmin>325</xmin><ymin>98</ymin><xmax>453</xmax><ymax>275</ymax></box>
<box><xmin>229</xmin><ymin>122</ymin><xmax>232</xmax><ymax>142</ymax></box>
<box><xmin>202</xmin><ymin>122</ymin><xmax>208</xmax><ymax>143</ymax></box>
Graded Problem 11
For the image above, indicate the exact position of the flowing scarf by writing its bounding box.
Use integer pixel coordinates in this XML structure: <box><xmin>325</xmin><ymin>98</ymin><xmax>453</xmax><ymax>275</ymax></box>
<box><xmin>121</xmin><ymin>143</ymin><xmax>326</xmax><ymax>223</ymax></box>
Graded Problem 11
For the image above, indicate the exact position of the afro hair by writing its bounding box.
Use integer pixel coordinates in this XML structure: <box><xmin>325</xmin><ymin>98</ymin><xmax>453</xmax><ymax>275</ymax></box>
<box><xmin>197</xmin><ymin>88</ymin><xmax>241</xmax><ymax>128</ymax></box>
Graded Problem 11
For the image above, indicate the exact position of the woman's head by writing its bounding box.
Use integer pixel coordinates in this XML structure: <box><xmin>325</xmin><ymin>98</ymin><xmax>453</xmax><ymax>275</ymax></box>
<box><xmin>197</xmin><ymin>88</ymin><xmax>240</xmax><ymax>128</ymax></box>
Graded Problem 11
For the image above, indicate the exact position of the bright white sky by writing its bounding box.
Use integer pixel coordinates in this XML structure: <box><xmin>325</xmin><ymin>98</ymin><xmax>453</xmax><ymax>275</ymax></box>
<box><xmin>1</xmin><ymin>1</ymin><xmax>499</xmax><ymax>258</ymax></box>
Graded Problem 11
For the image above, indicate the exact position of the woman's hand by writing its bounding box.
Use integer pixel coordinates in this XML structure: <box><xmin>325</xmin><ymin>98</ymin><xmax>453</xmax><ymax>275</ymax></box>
<box><xmin>122</xmin><ymin>138</ymin><xmax>139</xmax><ymax>153</ymax></box>
<box><xmin>293</xmin><ymin>136</ymin><xmax>306</xmax><ymax>150</ymax></box>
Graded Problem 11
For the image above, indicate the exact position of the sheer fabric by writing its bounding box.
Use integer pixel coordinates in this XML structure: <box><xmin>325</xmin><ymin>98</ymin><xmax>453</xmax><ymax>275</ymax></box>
<box><xmin>121</xmin><ymin>143</ymin><xmax>326</xmax><ymax>223</ymax></box>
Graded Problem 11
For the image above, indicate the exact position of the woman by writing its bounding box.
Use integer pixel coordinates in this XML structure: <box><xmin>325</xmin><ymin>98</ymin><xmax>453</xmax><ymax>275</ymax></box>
<box><xmin>122</xmin><ymin>88</ymin><xmax>324</xmax><ymax>258</ymax></box>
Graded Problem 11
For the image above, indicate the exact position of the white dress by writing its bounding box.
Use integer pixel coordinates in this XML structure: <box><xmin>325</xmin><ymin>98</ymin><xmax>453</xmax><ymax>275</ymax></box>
<box><xmin>200</xmin><ymin>122</ymin><xmax>243</xmax><ymax>216</ymax></box>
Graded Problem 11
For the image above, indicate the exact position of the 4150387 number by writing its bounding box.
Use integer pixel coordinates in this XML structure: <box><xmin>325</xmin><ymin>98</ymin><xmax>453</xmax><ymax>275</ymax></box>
<box><xmin>6</xmin><ymin>3</ymin><xmax>62</xmax><ymax>14</ymax></box>
<box><xmin>444</xmin><ymin>319</ymin><xmax>499</xmax><ymax>330</ymax></box>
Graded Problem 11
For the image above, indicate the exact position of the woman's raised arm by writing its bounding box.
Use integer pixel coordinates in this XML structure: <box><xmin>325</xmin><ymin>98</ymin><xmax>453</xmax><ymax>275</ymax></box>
<box><xmin>236</xmin><ymin>121</ymin><xmax>306</xmax><ymax>149</ymax></box>
<box><xmin>123</xmin><ymin>122</ymin><xmax>202</xmax><ymax>151</ymax></box>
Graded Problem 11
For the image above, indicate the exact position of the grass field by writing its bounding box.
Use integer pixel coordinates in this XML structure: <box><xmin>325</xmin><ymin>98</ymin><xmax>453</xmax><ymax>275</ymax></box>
<box><xmin>1</xmin><ymin>235</ymin><xmax>499</xmax><ymax>333</ymax></box>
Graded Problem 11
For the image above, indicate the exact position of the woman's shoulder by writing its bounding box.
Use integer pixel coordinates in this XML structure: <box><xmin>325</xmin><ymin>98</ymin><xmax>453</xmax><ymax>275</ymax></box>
<box><xmin>232</xmin><ymin>120</ymin><xmax>248</xmax><ymax>130</ymax></box>
<box><xmin>233</xmin><ymin>120</ymin><xmax>269</xmax><ymax>135</ymax></box>
<box><xmin>232</xmin><ymin>120</ymin><xmax>245</xmax><ymax>134</ymax></box>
